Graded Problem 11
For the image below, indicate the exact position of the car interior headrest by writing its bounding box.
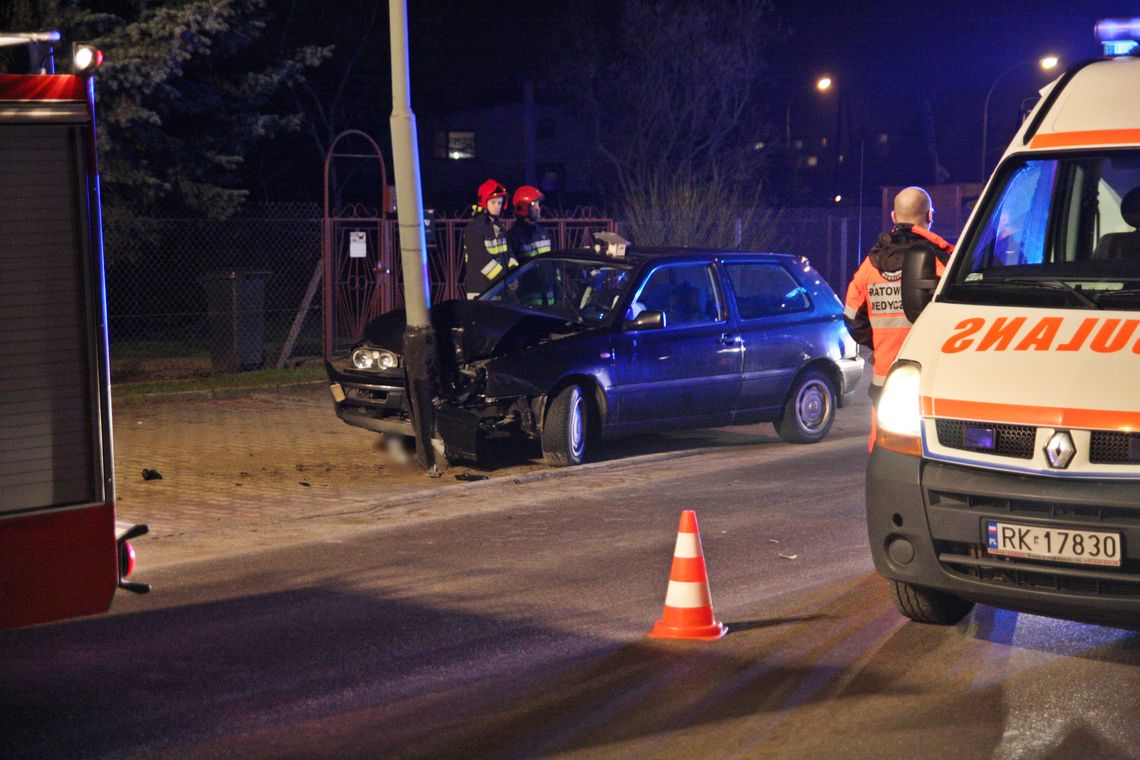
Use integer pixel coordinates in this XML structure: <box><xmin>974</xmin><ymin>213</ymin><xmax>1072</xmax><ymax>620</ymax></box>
<box><xmin>1122</xmin><ymin>187</ymin><xmax>1140</xmax><ymax>229</ymax></box>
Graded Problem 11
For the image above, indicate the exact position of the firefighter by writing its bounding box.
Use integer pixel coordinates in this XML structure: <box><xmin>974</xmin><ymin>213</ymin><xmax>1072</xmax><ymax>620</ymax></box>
<box><xmin>844</xmin><ymin>186</ymin><xmax>952</xmax><ymax>405</ymax></box>
<box><xmin>505</xmin><ymin>185</ymin><xmax>552</xmax><ymax>262</ymax></box>
<box><xmin>463</xmin><ymin>179</ymin><xmax>516</xmax><ymax>298</ymax></box>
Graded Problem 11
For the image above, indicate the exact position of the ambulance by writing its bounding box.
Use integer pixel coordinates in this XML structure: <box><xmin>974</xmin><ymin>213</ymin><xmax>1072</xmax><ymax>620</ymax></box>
<box><xmin>867</xmin><ymin>20</ymin><xmax>1140</xmax><ymax>625</ymax></box>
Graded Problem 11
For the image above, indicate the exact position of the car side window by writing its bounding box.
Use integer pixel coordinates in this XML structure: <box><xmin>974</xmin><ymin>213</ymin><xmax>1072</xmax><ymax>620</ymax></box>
<box><xmin>724</xmin><ymin>262</ymin><xmax>810</xmax><ymax>319</ymax></box>
<box><xmin>630</xmin><ymin>263</ymin><xmax>724</xmax><ymax>327</ymax></box>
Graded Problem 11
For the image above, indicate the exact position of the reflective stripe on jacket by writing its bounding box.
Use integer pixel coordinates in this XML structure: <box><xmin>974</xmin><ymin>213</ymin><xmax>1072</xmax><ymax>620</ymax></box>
<box><xmin>463</xmin><ymin>212</ymin><xmax>516</xmax><ymax>295</ymax></box>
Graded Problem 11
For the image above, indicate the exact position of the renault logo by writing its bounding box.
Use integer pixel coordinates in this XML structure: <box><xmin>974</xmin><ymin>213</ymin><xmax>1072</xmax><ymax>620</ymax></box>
<box><xmin>1044</xmin><ymin>430</ymin><xmax>1076</xmax><ymax>469</ymax></box>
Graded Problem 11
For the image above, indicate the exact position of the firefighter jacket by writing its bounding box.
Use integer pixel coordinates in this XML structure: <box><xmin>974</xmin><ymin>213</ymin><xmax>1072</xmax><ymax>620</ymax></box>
<box><xmin>463</xmin><ymin>211</ymin><xmax>516</xmax><ymax>296</ymax></box>
<box><xmin>506</xmin><ymin>219</ymin><xmax>552</xmax><ymax>262</ymax></box>
<box><xmin>844</xmin><ymin>224</ymin><xmax>951</xmax><ymax>389</ymax></box>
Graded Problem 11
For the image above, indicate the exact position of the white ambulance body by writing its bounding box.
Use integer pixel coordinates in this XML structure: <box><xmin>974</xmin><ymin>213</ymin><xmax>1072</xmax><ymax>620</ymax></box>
<box><xmin>867</xmin><ymin>23</ymin><xmax>1140</xmax><ymax>625</ymax></box>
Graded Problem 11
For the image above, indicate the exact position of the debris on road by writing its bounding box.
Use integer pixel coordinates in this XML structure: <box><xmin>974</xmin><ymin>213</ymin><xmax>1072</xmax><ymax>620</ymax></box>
<box><xmin>778</xmin><ymin>552</ymin><xmax>798</xmax><ymax>560</ymax></box>
<box><xmin>141</xmin><ymin>468</ymin><xmax>163</xmax><ymax>481</ymax></box>
<box><xmin>455</xmin><ymin>473</ymin><xmax>488</xmax><ymax>482</ymax></box>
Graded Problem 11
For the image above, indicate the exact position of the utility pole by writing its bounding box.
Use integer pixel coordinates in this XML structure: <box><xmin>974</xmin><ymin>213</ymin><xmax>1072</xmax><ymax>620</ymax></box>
<box><xmin>388</xmin><ymin>0</ymin><xmax>439</xmax><ymax>475</ymax></box>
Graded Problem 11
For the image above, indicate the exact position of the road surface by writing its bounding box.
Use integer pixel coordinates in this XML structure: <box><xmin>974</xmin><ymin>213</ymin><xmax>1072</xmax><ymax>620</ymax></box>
<box><xmin>4</xmin><ymin>394</ymin><xmax>1139</xmax><ymax>758</ymax></box>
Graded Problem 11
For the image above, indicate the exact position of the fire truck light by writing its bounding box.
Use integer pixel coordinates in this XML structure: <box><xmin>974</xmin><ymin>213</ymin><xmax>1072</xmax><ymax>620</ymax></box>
<box><xmin>120</xmin><ymin>540</ymin><xmax>137</xmax><ymax>578</ymax></box>
<box><xmin>73</xmin><ymin>44</ymin><xmax>103</xmax><ymax>73</ymax></box>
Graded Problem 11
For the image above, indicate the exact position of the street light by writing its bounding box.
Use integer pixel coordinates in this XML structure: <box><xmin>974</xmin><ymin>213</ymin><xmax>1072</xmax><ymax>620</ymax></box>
<box><xmin>980</xmin><ymin>55</ymin><xmax>1059</xmax><ymax>180</ymax></box>
<box><xmin>815</xmin><ymin>75</ymin><xmax>867</xmax><ymax>270</ymax></box>
<box><xmin>785</xmin><ymin>75</ymin><xmax>835</xmax><ymax>149</ymax></box>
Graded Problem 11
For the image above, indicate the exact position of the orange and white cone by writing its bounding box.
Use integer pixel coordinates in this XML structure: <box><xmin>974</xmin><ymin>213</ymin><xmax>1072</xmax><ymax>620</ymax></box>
<box><xmin>648</xmin><ymin>510</ymin><xmax>727</xmax><ymax>641</ymax></box>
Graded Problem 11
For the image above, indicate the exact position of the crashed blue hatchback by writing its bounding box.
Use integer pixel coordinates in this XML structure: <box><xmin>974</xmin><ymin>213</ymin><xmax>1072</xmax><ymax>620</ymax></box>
<box><xmin>325</xmin><ymin>246</ymin><xmax>863</xmax><ymax>466</ymax></box>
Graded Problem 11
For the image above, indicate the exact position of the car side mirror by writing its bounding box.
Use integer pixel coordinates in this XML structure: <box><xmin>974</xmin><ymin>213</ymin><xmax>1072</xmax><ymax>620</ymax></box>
<box><xmin>902</xmin><ymin>244</ymin><xmax>938</xmax><ymax>322</ymax></box>
<box><xmin>625</xmin><ymin>310</ymin><xmax>665</xmax><ymax>330</ymax></box>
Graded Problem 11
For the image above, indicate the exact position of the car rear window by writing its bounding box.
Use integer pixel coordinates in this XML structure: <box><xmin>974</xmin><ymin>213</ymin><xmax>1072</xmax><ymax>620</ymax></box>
<box><xmin>724</xmin><ymin>262</ymin><xmax>810</xmax><ymax>319</ymax></box>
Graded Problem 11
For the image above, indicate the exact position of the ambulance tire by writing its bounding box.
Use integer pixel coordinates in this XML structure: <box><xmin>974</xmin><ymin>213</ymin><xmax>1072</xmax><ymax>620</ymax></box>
<box><xmin>888</xmin><ymin>579</ymin><xmax>975</xmax><ymax>625</ymax></box>
<box><xmin>542</xmin><ymin>384</ymin><xmax>587</xmax><ymax>467</ymax></box>
<box><xmin>775</xmin><ymin>369</ymin><xmax>836</xmax><ymax>443</ymax></box>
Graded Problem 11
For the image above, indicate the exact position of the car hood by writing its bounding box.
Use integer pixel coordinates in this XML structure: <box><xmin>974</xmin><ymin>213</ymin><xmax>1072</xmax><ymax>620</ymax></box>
<box><xmin>904</xmin><ymin>303</ymin><xmax>1140</xmax><ymax>426</ymax></box>
<box><xmin>360</xmin><ymin>299</ymin><xmax>580</xmax><ymax>361</ymax></box>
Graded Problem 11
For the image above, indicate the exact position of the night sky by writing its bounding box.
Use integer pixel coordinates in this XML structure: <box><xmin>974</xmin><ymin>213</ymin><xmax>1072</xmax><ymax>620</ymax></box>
<box><xmin>408</xmin><ymin>0</ymin><xmax>1131</xmax><ymax>191</ymax></box>
<box><xmin>773</xmin><ymin>0</ymin><xmax>1123</xmax><ymax>183</ymax></box>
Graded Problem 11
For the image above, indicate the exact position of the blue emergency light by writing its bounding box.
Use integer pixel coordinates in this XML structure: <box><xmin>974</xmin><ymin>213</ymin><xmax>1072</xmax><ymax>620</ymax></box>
<box><xmin>1096</xmin><ymin>18</ymin><xmax>1140</xmax><ymax>56</ymax></box>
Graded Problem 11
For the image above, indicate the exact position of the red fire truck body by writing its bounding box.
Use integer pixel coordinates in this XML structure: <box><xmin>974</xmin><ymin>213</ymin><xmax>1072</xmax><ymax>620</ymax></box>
<box><xmin>0</xmin><ymin>62</ymin><xmax>146</xmax><ymax>630</ymax></box>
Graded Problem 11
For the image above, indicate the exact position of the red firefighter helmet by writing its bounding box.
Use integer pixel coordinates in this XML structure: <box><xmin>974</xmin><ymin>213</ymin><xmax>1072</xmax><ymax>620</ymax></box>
<box><xmin>477</xmin><ymin>179</ymin><xmax>508</xmax><ymax>209</ymax></box>
<box><xmin>512</xmin><ymin>185</ymin><xmax>544</xmax><ymax>217</ymax></box>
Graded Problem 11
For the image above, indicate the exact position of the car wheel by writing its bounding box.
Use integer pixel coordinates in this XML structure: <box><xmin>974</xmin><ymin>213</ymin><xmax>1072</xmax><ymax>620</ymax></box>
<box><xmin>887</xmin><ymin>579</ymin><xmax>975</xmax><ymax>625</ymax></box>
<box><xmin>542</xmin><ymin>384</ymin><xmax>587</xmax><ymax>466</ymax></box>
<box><xmin>775</xmin><ymin>369</ymin><xmax>836</xmax><ymax>443</ymax></box>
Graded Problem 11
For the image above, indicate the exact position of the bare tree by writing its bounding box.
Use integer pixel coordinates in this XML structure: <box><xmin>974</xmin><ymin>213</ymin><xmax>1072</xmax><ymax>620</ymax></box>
<box><xmin>560</xmin><ymin>0</ymin><xmax>783</xmax><ymax>247</ymax></box>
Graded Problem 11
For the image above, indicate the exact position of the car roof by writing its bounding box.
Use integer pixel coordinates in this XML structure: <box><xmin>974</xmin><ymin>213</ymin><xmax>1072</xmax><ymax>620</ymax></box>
<box><xmin>547</xmin><ymin>246</ymin><xmax>802</xmax><ymax>267</ymax></box>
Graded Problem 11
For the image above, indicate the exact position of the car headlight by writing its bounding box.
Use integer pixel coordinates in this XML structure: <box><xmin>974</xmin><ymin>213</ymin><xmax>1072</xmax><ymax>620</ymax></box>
<box><xmin>876</xmin><ymin>362</ymin><xmax>922</xmax><ymax>455</ymax></box>
<box><xmin>351</xmin><ymin>347</ymin><xmax>400</xmax><ymax>371</ymax></box>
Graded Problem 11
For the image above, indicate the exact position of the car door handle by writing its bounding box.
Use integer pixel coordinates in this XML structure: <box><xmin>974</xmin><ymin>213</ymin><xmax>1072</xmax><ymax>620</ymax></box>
<box><xmin>718</xmin><ymin>333</ymin><xmax>741</xmax><ymax>346</ymax></box>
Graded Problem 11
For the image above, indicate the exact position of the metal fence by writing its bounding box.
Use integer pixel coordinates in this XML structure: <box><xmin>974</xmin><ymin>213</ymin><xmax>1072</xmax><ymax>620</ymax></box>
<box><xmin>104</xmin><ymin>203</ymin><xmax>880</xmax><ymax>383</ymax></box>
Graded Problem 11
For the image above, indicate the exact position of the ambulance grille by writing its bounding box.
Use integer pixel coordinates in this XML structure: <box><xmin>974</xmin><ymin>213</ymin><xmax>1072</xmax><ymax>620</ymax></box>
<box><xmin>935</xmin><ymin>419</ymin><xmax>1035</xmax><ymax>459</ymax></box>
<box><xmin>1089</xmin><ymin>431</ymin><xmax>1140</xmax><ymax>464</ymax></box>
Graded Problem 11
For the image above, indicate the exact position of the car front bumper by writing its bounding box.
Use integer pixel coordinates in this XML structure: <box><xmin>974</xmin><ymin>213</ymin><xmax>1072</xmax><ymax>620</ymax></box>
<box><xmin>325</xmin><ymin>360</ymin><xmax>414</xmax><ymax>436</ymax></box>
<box><xmin>837</xmin><ymin>356</ymin><xmax>864</xmax><ymax>407</ymax></box>
<box><xmin>867</xmin><ymin>448</ymin><xmax>1140</xmax><ymax>626</ymax></box>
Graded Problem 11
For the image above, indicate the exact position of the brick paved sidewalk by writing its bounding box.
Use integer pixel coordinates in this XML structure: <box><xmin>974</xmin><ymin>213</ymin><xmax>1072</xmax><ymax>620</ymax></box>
<box><xmin>112</xmin><ymin>384</ymin><xmax>547</xmax><ymax>567</ymax></box>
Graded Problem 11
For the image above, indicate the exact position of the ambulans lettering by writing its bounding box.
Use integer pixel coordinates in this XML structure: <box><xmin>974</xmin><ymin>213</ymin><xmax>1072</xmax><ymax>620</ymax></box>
<box><xmin>941</xmin><ymin>318</ymin><xmax>984</xmax><ymax>353</ymax></box>
<box><xmin>941</xmin><ymin>316</ymin><xmax>1140</xmax><ymax>354</ymax></box>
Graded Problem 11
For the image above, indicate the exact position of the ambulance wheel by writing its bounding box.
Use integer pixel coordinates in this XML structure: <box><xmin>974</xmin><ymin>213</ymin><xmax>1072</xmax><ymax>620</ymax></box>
<box><xmin>888</xmin><ymin>579</ymin><xmax>975</xmax><ymax>625</ymax></box>
<box><xmin>775</xmin><ymin>370</ymin><xmax>835</xmax><ymax>443</ymax></box>
<box><xmin>543</xmin><ymin>384</ymin><xmax>587</xmax><ymax>467</ymax></box>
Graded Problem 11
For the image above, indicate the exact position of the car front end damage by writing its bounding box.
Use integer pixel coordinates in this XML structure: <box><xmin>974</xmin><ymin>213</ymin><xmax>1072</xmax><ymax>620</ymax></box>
<box><xmin>326</xmin><ymin>300</ymin><xmax>580</xmax><ymax>462</ymax></box>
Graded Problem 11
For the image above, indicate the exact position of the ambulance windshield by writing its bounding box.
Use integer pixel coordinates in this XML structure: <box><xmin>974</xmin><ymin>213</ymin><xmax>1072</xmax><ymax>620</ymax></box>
<box><xmin>946</xmin><ymin>151</ymin><xmax>1140</xmax><ymax>309</ymax></box>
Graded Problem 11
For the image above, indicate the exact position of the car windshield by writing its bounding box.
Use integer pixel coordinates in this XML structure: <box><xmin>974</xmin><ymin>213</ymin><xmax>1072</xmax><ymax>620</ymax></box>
<box><xmin>481</xmin><ymin>256</ymin><xmax>635</xmax><ymax>323</ymax></box>
<box><xmin>944</xmin><ymin>151</ymin><xmax>1140</xmax><ymax>310</ymax></box>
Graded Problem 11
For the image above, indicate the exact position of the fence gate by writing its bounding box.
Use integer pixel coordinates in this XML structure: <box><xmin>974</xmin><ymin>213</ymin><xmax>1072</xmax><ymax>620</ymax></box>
<box><xmin>322</xmin><ymin>130</ymin><xmax>393</xmax><ymax>361</ymax></box>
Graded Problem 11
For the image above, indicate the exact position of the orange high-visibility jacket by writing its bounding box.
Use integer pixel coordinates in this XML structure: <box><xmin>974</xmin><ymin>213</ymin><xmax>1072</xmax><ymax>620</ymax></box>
<box><xmin>844</xmin><ymin>225</ymin><xmax>951</xmax><ymax>389</ymax></box>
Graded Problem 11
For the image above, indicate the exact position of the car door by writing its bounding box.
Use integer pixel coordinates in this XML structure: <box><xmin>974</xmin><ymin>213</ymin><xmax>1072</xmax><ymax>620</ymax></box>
<box><xmin>611</xmin><ymin>260</ymin><xmax>743</xmax><ymax>424</ymax></box>
<box><xmin>722</xmin><ymin>259</ymin><xmax>814</xmax><ymax>413</ymax></box>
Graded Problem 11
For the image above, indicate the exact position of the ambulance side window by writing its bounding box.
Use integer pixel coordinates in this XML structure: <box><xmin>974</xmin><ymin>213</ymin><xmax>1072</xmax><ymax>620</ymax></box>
<box><xmin>967</xmin><ymin>160</ymin><xmax>1057</xmax><ymax>273</ymax></box>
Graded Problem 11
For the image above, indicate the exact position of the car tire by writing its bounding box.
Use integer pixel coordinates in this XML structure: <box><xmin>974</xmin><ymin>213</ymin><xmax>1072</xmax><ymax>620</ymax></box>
<box><xmin>542</xmin><ymin>384</ymin><xmax>587</xmax><ymax>466</ymax></box>
<box><xmin>775</xmin><ymin>369</ymin><xmax>836</xmax><ymax>443</ymax></box>
<box><xmin>887</xmin><ymin>579</ymin><xmax>975</xmax><ymax>625</ymax></box>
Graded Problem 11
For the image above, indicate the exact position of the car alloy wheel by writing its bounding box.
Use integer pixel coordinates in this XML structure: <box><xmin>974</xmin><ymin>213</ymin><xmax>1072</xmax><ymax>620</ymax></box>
<box><xmin>542</xmin><ymin>383</ymin><xmax>588</xmax><ymax>466</ymax></box>
<box><xmin>568</xmin><ymin>389</ymin><xmax>585</xmax><ymax>460</ymax></box>
<box><xmin>775</xmin><ymin>369</ymin><xmax>836</xmax><ymax>444</ymax></box>
<box><xmin>796</xmin><ymin>377</ymin><xmax>831</xmax><ymax>433</ymax></box>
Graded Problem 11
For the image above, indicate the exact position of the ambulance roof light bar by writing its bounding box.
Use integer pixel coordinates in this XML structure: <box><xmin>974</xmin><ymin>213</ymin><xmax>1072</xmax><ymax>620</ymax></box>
<box><xmin>1096</xmin><ymin>18</ymin><xmax>1140</xmax><ymax>56</ymax></box>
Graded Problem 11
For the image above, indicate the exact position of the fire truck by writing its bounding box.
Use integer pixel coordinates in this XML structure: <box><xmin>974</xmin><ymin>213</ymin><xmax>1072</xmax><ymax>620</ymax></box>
<box><xmin>0</xmin><ymin>32</ymin><xmax>147</xmax><ymax>629</ymax></box>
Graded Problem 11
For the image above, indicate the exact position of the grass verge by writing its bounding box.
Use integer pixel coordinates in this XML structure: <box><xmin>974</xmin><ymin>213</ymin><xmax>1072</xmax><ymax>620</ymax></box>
<box><xmin>112</xmin><ymin>365</ymin><xmax>326</xmax><ymax>404</ymax></box>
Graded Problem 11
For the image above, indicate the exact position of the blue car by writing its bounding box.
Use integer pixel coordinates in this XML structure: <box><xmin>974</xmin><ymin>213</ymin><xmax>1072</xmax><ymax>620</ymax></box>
<box><xmin>325</xmin><ymin>247</ymin><xmax>864</xmax><ymax>466</ymax></box>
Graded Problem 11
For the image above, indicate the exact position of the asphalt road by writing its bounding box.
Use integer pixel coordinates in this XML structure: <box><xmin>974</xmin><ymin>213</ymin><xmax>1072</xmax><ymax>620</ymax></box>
<box><xmin>4</xmin><ymin>406</ymin><xmax>1140</xmax><ymax>759</ymax></box>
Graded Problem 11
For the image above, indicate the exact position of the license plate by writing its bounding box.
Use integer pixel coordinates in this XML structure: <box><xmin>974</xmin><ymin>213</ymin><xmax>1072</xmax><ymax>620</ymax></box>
<box><xmin>330</xmin><ymin>383</ymin><xmax>346</xmax><ymax>403</ymax></box>
<box><xmin>986</xmin><ymin>520</ymin><xmax>1122</xmax><ymax>567</ymax></box>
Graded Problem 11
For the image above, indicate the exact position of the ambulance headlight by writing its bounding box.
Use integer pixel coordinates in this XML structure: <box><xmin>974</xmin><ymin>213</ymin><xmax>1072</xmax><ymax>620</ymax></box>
<box><xmin>877</xmin><ymin>362</ymin><xmax>922</xmax><ymax>442</ymax></box>
<box><xmin>351</xmin><ymin>347</ymin><xmax>399</xmax><ymax>371</ymax></box>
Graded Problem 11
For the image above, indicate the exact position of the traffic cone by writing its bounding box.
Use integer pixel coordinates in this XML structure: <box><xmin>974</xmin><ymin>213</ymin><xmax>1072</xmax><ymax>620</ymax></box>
<box><xmin>648</xmin><ymin>510</ymin><xmax>727</xmax><ymax>641</ymax></box>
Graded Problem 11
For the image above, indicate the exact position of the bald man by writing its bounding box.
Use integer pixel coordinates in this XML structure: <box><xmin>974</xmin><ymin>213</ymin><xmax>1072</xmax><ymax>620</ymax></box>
<box><xmin>844</xmin><ymin>186</ymin><xmax>954</xmax><ymax>405</ymax></box>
